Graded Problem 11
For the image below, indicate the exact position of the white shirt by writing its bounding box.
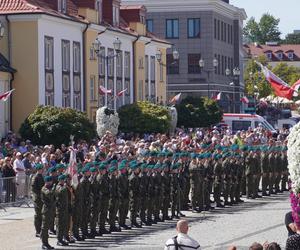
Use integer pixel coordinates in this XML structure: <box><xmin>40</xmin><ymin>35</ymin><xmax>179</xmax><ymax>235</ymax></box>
<box><xmin>164</xmin><ymin>233</ymin><xmax>201</xmax><ymax>250</ymax></box>
<box><xmin>13</xmin><ymin>159</ymin><xmax>25</xmax><ymax>174</ymax></box>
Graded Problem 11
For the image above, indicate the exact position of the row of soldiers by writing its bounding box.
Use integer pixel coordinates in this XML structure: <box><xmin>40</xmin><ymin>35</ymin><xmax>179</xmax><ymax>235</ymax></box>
<box><xmin>30</xmin><ymin>144</ymin><xmax>288</xmax><ymax>249</ymax></box>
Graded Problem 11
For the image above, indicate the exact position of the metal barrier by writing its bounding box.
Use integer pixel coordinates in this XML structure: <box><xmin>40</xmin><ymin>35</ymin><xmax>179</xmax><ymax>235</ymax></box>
<box><xmin>0</xmin><ymin>174</ymin><xmax>31</xmax><ymax>211</ymax></box>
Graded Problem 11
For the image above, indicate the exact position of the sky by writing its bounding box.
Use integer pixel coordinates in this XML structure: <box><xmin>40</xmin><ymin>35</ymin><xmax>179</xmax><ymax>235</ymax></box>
<box><xmin>230</xmin><ymin>0</ymin><xmax>300</xmax><ymax>37</ymax></box>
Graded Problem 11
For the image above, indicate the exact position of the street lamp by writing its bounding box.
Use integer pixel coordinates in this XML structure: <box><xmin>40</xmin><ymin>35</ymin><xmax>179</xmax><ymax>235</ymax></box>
<box><xmin>0</xmin><ymin>21</ymin><xmax>4</xmax><ymax>40</ymax></box>
<box><xmin>199</xmin><ymin>58</ymin><xmax>219</xmax><ymax>97</ymax></box>
<box><xmin>93</xmin><ymin>37</ymin><xmax>122</xmax><ymax>108</ymax></box>
<box><xmin>226</xmin><ymin>67</ymin><xmax>241</xmax><ymax>113</ymax></box>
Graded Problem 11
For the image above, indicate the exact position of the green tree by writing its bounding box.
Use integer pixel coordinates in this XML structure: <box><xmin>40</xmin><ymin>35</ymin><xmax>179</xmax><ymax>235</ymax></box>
<box><xmin>282</xmin><ymin>33</ymin><xmax>300</xmax><ymax>44</ymax></box>
<box><xmin>176</xmin><ymin>96</ymin><xmax>222</xmax><ymax>128</ymax></box>
<box><xmin>243</xmin><ymin>13</ymin><xmax>281</xmax><ymax>44</ymax></box>
<box><xmin>19</xmin><ymin>106</ymin><xmax>96</xmax><ymax>147</ymax></box>
<box><xmin>118</xmin><ymin>101</ymin><xmax>171</xmax><ymax>134</ymax></box>
<box><xmin>244</xmin><ymin>56</ymin><xmax>272</xmax><ymax>98</ymax></box>
<box><xmin>272</xmin><ymin>63</ymin><xmax>300</xmax><ymax>85</ymax></box>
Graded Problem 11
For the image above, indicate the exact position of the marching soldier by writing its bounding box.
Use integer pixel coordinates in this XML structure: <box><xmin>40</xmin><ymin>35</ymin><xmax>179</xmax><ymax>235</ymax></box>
<box><xmin>118</xmin><ymin>162</ymin><xmax>130</xmax><ymax>229</ymax></box>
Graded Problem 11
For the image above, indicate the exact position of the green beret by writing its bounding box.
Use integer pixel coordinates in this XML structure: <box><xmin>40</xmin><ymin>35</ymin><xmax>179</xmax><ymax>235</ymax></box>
<box><xmin>150</xmin><ymin>151</ymin><xmax>157</xmax><ymax>157</ymax></box>
<box><xmin>35</xmin><ymin>163</ymin><xmax>44</xmax><ymax>170</ymax></box>
<box><xmin>98</xmin><ymin>163</ymin><xmax>107</xmax><ymax>170</ymax></box>
<box><xmin>82</xmin><ymin>166</ymin><xmax>90</xmax><ymax>174</ymax></box>
<box><xmin>121</xmin><ymin>159</ymin><xmax>127</xmax><ymax>164</ymax></box>
<box><xmin>90</xmin><ymin>167</ymin><xmax>97</xmax><ymax>173</ymax></box>
<box><xmin>110</xmin><ymin>160</ymin><xmax>118</xmax><ymax>166</ymax></box>
<box><xmin>109</xmin><ymin>166</ymin><xmax>117</xmax><ymax>173</ymax></box>
<box><xmin>58</xmin><ymin>174</ymin><xmax>66</xmax><ymax>181</ymax></box>
<box><xmin>118</xmin><ymin>163</ymin><xmax>126</xmax><ymax>170</ymax></box>
<box><xmin>147</xmin><ymin>165</ymin><xmax>154</xmax><ymax>169</ymax></box>
<box><xmin>44</xmin><ymin>176</ymin><xmax>52</xmax><ymax>182</ymax></box>
<box><xmin>231</xmin><ymin>144</ymin><xmax>239</xmax><ymax>151</ymax></box>
<box><xmin>85</xmin><ymin>162</ymin><xmax>93</xmax><ymax>168</ymax></box>
<box><xmin>158</xmin><ymin>152</ymin><xmax>166</xmax><ymax>157</ymax></box>
<box><xmin>167</xmin><ymin>152</ymin><xmax>173</xmax><ymax>157</ymax></box>
<box><xmin>55</xmin><ymin>164</ymin><xmax>64</xmax><ymax>170</ymax></box>
<box><xmin>140</xmin><ymin>163</ymin><xmax>147</xmax><ymax>170</ymax></box>
<box><xmin>154</xmin><ymin>163</ymin><xmax>161</xmax><ymax>169</ymax></box>
<box><xmin>47</xmin><ymin>166</ymin><xmax>56</xmax><ymax>173</ymax></box>
<box><xmin>191</xmin><ymin>153</ymin><xmax>197</xmax><ymax>159</ymax></box>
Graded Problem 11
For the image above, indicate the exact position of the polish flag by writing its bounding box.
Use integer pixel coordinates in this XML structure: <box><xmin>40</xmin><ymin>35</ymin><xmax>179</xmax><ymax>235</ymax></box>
<box><xmin>169</xmin><ymin>93</ymin><xmax>182</xmax><ymax>104</ymax></box>
<box><xmin>257</xmin><ymin>62</ymin><xmax>295</xmax><ymax>100</ymax></box>
<box><xmin>213</xmin><ymin>92</ymin><xmax>221</xmax><ymax>101</ymax></box>
<box><xmin>240</xmin><ymin>96</ymin><xmax>249</xmax><ymax>104</ymax></box>
<box><xmin>117</xmin><ymin>88</ymin><xmax>127</xmax><ymax>97</ymax></box>
<box><xmin>0</xmin><ymin>89</ymin><xmax>15</xmax><ymax>102</ymax></box>
<box><xmin>99</xmin><ymin>85</ymin><xmax>112</xmax><ymax>95</ymax></box>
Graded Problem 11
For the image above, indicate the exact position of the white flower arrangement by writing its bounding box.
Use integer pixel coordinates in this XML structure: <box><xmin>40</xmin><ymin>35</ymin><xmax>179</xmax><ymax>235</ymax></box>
<box><xmin>287</xmin><ymin>122</ymin><xmax>300</xmax><ymax>194</ymax></box>
<box><xmin>96</xmin><ymin>107</ymin><xmax>120</xmax><ymax>137</ymax></box>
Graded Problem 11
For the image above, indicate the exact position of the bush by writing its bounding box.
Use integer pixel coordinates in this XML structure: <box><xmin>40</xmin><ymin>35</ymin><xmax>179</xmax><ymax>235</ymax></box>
<box><xmin>19</xmin><ymin>106</ymin><xmax>96</xmax><ymax>147</ymax></box>
<box><xmin>118</xmin><ymin>101</ymin><xmax>171</xmax><ymax>134</ymax></box>
<box><xmin>176</xmin><ymin>96</ymin><xmax>223</xmax><ymax>128</ymax></box>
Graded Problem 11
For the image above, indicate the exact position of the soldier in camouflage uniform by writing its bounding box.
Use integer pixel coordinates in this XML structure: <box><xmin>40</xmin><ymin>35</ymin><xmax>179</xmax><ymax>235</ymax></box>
<box><xmin>161</xmin><ymin>163</ymin><xmax>171</xmax><ymax>220</ymax></box>
<box><xmin>31</xmin><ymin>163</ymin><xmax>45</xmax><ymax>237</ymax></box>
<box><xmin>253</xmin><ymin>148</ymin><xmax>262</xmax><ymax>199</ymax></box>
<box><xmin>281</xmin><ymin>147</ymin><xmax>288</xmax><ymax>191</ymax></box>
<box><xmin>140</xmin><ymin>163</ymin><xmax>150</xmax><ymax>225</ymax></box>
<box><xmin>80</xmin><ymin>165</ymin><xmax>91</xmax><ymax>238</ymax></box>
<box><xmin>245</xmin><ymin>148</ymin><xmax>256</xmax><ymax>199</ymax></box>
<box><xmin>98</xmin><ymin>163</ymin><xmax>110</xmax><ymax>234</ymax></box>
<box><xmin>48</xmin><ymin>166</ymin><xmax>58</xmax><ymax>235</ymax></box>
<box><xmin>214</xmin><ymin>154</ymin><xmax>224</xmax><ymax>207</ymax></box>
<box><xmin>118</xmin><ymin>162</ymin><xmax>130</xmax><ymax>229</ymax></box>
<box><xmin>268</xmin><ymin>147</ymin><xmax>277</xmax><ymax>195</ymax></box>
<box><xmin>222</xmin><ymin>153</ymin><xmax>231</xmax><ymax>206</ymax></box>
<box><xmin>153</xmin><ymin>163</ymin><xmax>162</xmax><ymax>222</ymax></box>
<box><xmin>72</xmin><ymin>173</ymin><xmax>84</xmax><ymax>241</ymax></box>
<box><xmin>170</xmin><ymin>162</ymin><xmax>180</xmax><ymax>219</ymax></box>
<box><xmin>40</xmin><ymin>176</ymin><xmax>55</xmax><ymax>250</ymax></box>
<box><xmin>55</xmin><ymin>174</ymin><xmax>69</xmax><ymax>246</ymax></box>
<box><xmin>274</xmin><ymin>147</ymin><xmax>283</xmax><ymax>193</ymax></box>
<box><xmin>189</xmin><ymin>154</ymin><xmax>200</xmax><ymax>212</ymax></box>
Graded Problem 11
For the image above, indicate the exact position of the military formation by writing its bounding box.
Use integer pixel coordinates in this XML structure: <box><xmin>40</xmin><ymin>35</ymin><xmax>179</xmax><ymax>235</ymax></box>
<box><xmin>30</xmin><ymin>143</ymin><xmax>289</xmax><ymax>250</ymax></box>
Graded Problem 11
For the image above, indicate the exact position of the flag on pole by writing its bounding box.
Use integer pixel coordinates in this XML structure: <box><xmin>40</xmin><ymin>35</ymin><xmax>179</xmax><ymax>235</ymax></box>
<box><xmin>240</xmin><ymin>96</ymin><xmax>249</xmax><ymax>104</ymax></box>
<box><xmin>169</xmin><ymin>93</ymin><xmax>182</xmax><ymax>104</ymax></box>
<box><xmin>291</xmin><ymin>79</ymin><xmax>300</xmax><ymax>96</ymax></box>
<box><xmin>256</xmin><ymin>61</ymin><xmax>295</xmax><ymax>100</ymax></box>
<box><xmin>116</xmin><ymin>88</ymin><xmax>127</xmax><ymax>97</ymax></box>
<box><xmin>0</xmin><ymin>89</ymin><xmax>15</xmax><ymax>102</ymax></box>
<box><xmin>99</xmin><ymin>85</ymin><xmax>112</xmax><ymax>95</ymax></box>
<box><xmin>213</xmin><ymin>92</ymin><xmax>221</xmax><ymax>101</ymax></box>
<box><xmin>67</xmin><ymin>147</ymin><xmax>78</xmax><ymax>189</ymax></box>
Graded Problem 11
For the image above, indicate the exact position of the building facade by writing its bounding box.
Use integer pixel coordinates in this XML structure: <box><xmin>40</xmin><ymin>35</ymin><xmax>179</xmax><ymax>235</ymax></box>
<box><xmin>124</xmin><ymin>0</ymin><xmax>247</xmax><ymax>112</ymax></box>
<box><xmin>244</xmin><ymin>43</ymin><xmax>300</xmax><ymax>68</ymax></box>
<box><xmin>0</xmin><ymin>0</ymin><xmax>170</xmax><ymax>132</ymax></box>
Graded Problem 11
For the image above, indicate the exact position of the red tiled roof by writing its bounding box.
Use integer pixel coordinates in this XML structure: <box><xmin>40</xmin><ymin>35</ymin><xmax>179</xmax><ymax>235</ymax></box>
<box><xmin>0</xmin><ymin>0</ymin><xmax>84</xmax><ymax>23</ymax></box>
<box><xmin>244</xmin><ymin>43</ymin><xmax>300</xmax><ymax>62</ymax></box>
<box><xmin>120</xmin><ymin>5</ymin><xmax>146</xmax><ymax>11</ymax></box>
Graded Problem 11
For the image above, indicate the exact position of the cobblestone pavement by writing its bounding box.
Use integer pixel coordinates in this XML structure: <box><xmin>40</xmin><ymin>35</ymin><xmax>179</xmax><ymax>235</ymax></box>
<box><xmin>0</xmin><ymin>192</ymin><xmax>290</xmax><ymax>250</ymax></box>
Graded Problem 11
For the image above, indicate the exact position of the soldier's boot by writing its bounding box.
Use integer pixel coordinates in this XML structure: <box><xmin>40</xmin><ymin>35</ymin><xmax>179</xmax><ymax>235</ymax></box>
<box><xmin>42</xmin><ymin>243</ymin><xmax>54</xmax><ymax>250</ymax></box>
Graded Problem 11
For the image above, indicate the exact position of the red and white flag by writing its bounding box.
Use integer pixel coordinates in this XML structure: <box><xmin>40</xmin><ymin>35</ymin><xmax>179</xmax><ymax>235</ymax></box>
<box><xmin>0</xmin><ymin>89</ymin><xmax>15</xmax><ymax>102</ymax></box>
<box><xmin>169</xmin><ymin>93</ymin><xmax>182</xmax><ymax>104</ymax></box>
<box><xmin>291</xmin><ymin>79</ymin><xmax>300</xmax><ymax>96</ymax></box>
<box><xmin>116</xmin><ymin>88</ymin><xmax>127</xmax><ymax>97</ymax></box>
<box><xmin>257</xmin><ymin>62</ymin><xmax>295</xmax><ymax>100</ymax></box>
<box><xmin>240</xmin><ymin>96</ymin><xmax>249</xmax><ymax>104</ymax></box>
<box><xmin>99</xmin><ymin>85</ymin><xmax>112</xmax><ymax>95</ymax></box>
<box><xmin>213</xmin><ymin>92</ymin><xmax>221</xmax><ymax>101</ymax></box>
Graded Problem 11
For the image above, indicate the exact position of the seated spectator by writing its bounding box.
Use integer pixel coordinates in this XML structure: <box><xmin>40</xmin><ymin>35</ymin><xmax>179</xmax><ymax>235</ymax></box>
<box><xmin>164</xmin><ymin>220</ymin><xmax>201</xmax><ymax>250</ymax></box>
<box><xmin>286</xmin><ymin>222</ymin><xmax>300</xmax><ymax>250</ymax></box>
<box><xmin>285</xmin><ymin>211</ymin><xmax>297</xmax><ymax>237</ymax></box>
<box><xmin>249</xmin><ymin>242</ymin><xmax>263</xmax><ymax>250</ymax></box>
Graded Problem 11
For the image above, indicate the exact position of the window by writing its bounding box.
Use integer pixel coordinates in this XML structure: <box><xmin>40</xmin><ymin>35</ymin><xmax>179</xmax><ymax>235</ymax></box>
<box><xmin>124</xmin><ymin>51</ymin><xmax>131</xmax><ymax>104</ymax></box>
<box><xmin>145</xmin><ymin>55</ymin><xmax>149</xmax><ymax>98</ymax></box>
<box><xmin>62</xmin><ymin>74</ymin><xmax>70</xmax><ymax>107</ymax></box>
<box><xmin>288</xmin><ymin>52</ymin><xmax>294</xmax><ymax>60</ymax></box>
<box><xmin>227</xmin><ymin>23</ymin><xmax>230</xmax><ymax>43</ymax></box>
<box><xmin>214</xmin><ymin>19</ymin><xmax>217</xmax><ymax>39</ymax></box>
<box><xmin>73</xmin><ymin>42</ymin><xmax>81</xmax><ymax>110</ymax></box>
<box><xmin>146</xmin><ymin>19</ymin><xmax>153</xmax><ymax>33</ymax></box>
<box><xmin>217</xmin><ymin>20</ymin><xmax>220</xmax><ymax>40</ymax></box>
<box><xmin>188</xmin><ymin>54</ymin><xmax>201</xmax><ymax>74</ymax></box>
<box><xmin>217</xmin><ymin>54</ymin><xmax>221</xmax><ymax>75</ymax></box>
<box><xmin>166</xmin><ymin>19</ymin><xmax>179</xmax><ymax>39</ymax></box>
<box><xmin>113</xmin><ymin>3</ymin><xmax>120</xmax><ymax>26</ymax></box>
<box><xmin>90</xmin><ymin>46</ymin><xmax>96</xmax><ymax>60</ymax></box>
<box><xmin>116</xmin><ymin>51</ymin><xmax>122</xmax><ymax>78</ymax></box>
<box><xmin>62</xmin><ymin>40</ymin><xmax>70</xmax><ymax>72</ymax></box>
<box><xmin>108</xmin><ymin>48</ymin><xmax>114</xmax><ymax>77</ymax></box>
<box><xmin>99</xmin><ymin>47</ymin><xmax>105</xmax><ymax>76</ymax></box>
<box><xmin>160</xmin><ymin>63</ymin><xmax>163</xmax><ymax>82</ymax></box>
<box><xmin>224</xmin><ymin>23</ymin><xmax>226</xmax><ymax>42</ymax></box>
<box><xmin>57</xmin><ymin>0</ymin><xmax>67</xmax><ymax>13</ymax></box>
<box><xmin>95</xmin><ymin>0</ymin><xmax>102</xmax><ymax>24</ymax></box>
<box><xmin>230</xmin><ymin>25</ymin><xmax>233</xmax><ymax>44</ymax></box>
<box><xmin>90</xmin><ymin>75</ymin><xmax>96</xmax><ymax>101</ymax></box>
<box><xmin>221</xmin><ymin>22</ymin><xmax>224</xmax><ymax>41</ymax></box>
<box><xmin>140</xmin><ymin>15</ymin><xmax>146</xmax><ymax>25</ymax></box>
<box><xmin>73</xmin><ymin>42</ymin><xmax>81</xmax><ymax>73</ymax></box>
<box><xmin>232</xmin><ymin>121</ymin><xmax>251</xmax><ymax>132</ymax></box>
<box><xmin>167</xmin><ymin>54</ymin><xmax>179</xmax><ymax>74</ymax></box>
<box><xmin>150</xmin><ymin>56</ymin><xmax>156</xmax><ymax>102</ymax></box>
<box><xmin>45</xmin><ymin>36</ymin><xmax>54</xmax><ymax>106</ymax></box>
<box><xmin>188</xmin><ymin>18</ymin><xmax>200</xmax><ymax>38</ymax></box>
<box><xmin>266</xmin><ymin>52</ymin><xmax>272</xmax><ymax>60</ymax></box>
<box><xmin>221</xmin><ymin>55</ymin><xmax>224</xmax><ymax>75</ymax></box>
<box><xmin>276</xmin><ymin>52</ymin><xmax>283</xmax><ymax>60</ymax></box>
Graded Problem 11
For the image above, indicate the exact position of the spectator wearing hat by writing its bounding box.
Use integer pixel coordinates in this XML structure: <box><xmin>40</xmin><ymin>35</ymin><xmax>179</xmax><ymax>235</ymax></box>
<box><xmin>13</xmin><ymin>152</ymin><xmax>26</xmax><ymax>198</ymax></box>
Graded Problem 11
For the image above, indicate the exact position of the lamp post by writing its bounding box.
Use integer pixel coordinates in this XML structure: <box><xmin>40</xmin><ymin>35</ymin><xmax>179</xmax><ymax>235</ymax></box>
<box><xmin>155</xmin><ymin>48</ymin><xmax>180</xmax><ymax>104</ymax></box>
<box><xmin>225</xmin><ymin>67</ymin><xmax>241</xmax><ymax>112</ymax></box>
<box><xmin>93</xmin><ymin>37</ymin><xmax>122</xmax><ymax>108</ymax></box>
<box><xmin>199</xmin><ymin>58</ymin><xmax>219</xmax><ymax>97</ymax></box>
<box><xmin>0</xmin><ymin>21</ymin><xmax>4</xmax><ymax>40</ymax></box>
